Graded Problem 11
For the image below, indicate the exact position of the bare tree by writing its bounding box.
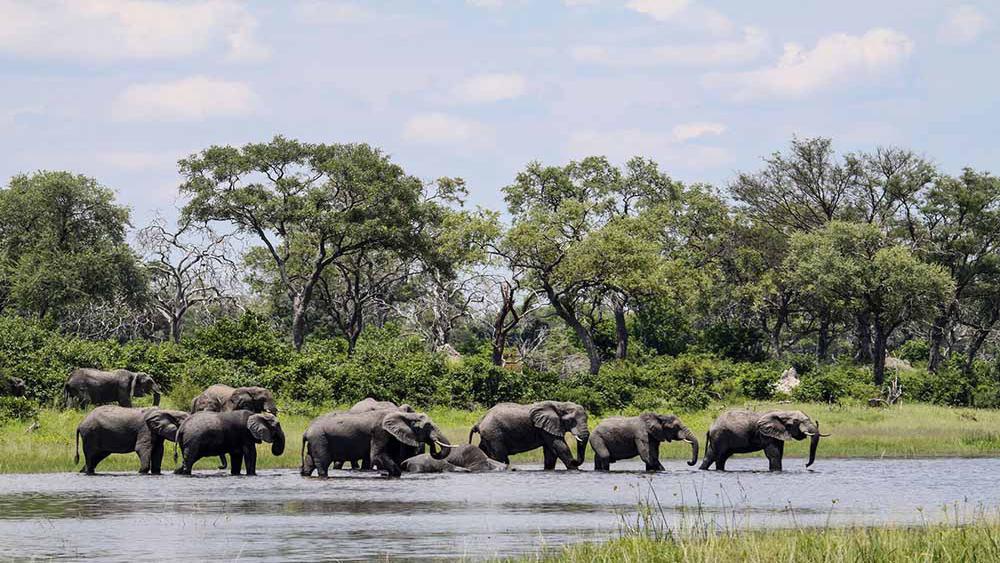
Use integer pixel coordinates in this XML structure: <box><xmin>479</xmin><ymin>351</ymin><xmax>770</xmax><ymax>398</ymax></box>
<box><xmin>482</xmin><ymin>272</ymin><xmax>545</xmax><ymax>366</ymax></box>
<box><xmin>137</xmin><ymin>217</ymin><xmax>239</xmax><ymax>343</ymax></box>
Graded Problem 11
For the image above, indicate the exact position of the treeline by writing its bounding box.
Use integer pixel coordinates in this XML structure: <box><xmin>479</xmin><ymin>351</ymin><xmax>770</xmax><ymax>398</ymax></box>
<box><xmin>1</xmin><ymin>136</ymin><xmax>999</xmax><ymax>410</ymax></box>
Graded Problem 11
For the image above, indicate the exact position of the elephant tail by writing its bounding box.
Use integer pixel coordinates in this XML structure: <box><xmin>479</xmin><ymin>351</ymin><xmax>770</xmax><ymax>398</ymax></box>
<box><xmin>300</xmin><ymin>435</ymin><xmax>307</xmax><ymax>467</ymax></box>
<box><xmin>174</xmin><ymin>429</ymin><xmax>182</xmax><ymax>463</ymax></box>
<box><xmin>74</xmin><ymin>428</ymin><xmax>80</xmax><ymax>465</ymax></box>
<box><xmin>468</xmin><ymin>424</ymin><xmax>479</xmax><ymax>445</ymax></box>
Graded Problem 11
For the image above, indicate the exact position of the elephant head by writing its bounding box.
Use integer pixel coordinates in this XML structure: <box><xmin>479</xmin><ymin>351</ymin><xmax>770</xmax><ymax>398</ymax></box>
<box><xmin>640</xmin><ymin>413</ymin><xmax>699</xmax><ymax>466</ymax></box>
<box><xmin>756</xmin><ymin>410</ymin><xmax>828</xmax><ymax>467</ymax></box>
<box><xmin>129</xmin><ymin>372</ymin><xmax>162</xmax><ymax>406</ymax></box>
<box><xmin>530</xmin><ymin>401</ymin><xmax>590</xmax><ymax>468</ymax></box>
<box><xmin>145</xmin><ymin>409</ymin><xmax>190</xmax><ymax>442</ymax></box>
<box><xmin>227</xmin><ymin>387</ymin><xmax>278</xmax><ymax>414</ymax></box>
<box><xmin>247</xmin><ymin>412</ymin><xmax>286</xmax><ymax>456</ymax></box>
<box><xmin>382</xmin><ymin>412</ymin><xmax>452</xmax><ymax>460</ymax></box>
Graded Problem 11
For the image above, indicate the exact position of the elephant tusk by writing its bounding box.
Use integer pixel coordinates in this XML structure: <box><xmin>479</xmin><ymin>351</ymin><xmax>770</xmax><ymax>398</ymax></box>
<box><xmin>573</xmin><ymin>435</ymin><xmax>585</xmax><ymax>443</ymax></box>
<box><xmin>682</xmin><ymin>439</ymin><xmax>695</xmax><ymax>444</ymax></box>
<box><xmin>803</xmin><ymin>431</ymin><xmax>816</xmax><ymax>436</ymax></box>
<box><xmin>819</xmin><ymin>433</ymin><xmax>832</xmax><ymax>437</ymax></box>
<box><xmin>434</xmin><ymin>440</ymin><xmax>452</xmax><ymax>448</ymax></box>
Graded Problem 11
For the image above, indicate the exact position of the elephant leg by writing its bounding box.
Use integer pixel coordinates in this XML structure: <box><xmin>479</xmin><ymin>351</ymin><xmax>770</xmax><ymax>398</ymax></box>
<box><xmin>542</xmin><ymin>447</ymin><xmax>557</xmax><ymax>470</ymax></box>
<box><xmin>230</xmin><ymin>451</ymin><xmax>244</xmax><ymax>476</ymax></box>
<box><xmin>350</xmin><ymin>459</ymin><xmax>361</xmax><ymax>470</ymax></box>
<box><xmin>137</xmin><ymin>447</ymin><xmax>151</xmax><ymax>474</ymax></box>
<box><xmin>590</xmin><ymin>435</ymin><xmax>611</xmax><ymax>472</ymax></box>
<box><xmin>85</xmin><ymin>450</ymin><xmax>111</xmax><ymax>475</ymax></box>
<box><xmin>217</xmin><ymin>455</ymin><xmax>228</xmax><ymax>470</ymax></box>
<box><xmin>640</xmin><ymin>440</ymin><xmax>664</xmax><ymax>472</ymax></box>
<box><xmin>715</xmin><ymin>450</ymin><xmax>732</xmax><ymax>471</ymax></box>
<box><xmin>244</xmin><ymin>445</ymin><xmax>257</xmax><ymax>476</ymax></box>
<box><xmin>360</xmin><ymin>456</ymin><xmax>372</xmax><ymax>470</ymax></box>
<box><xmin>699</xmin><ymin>441</ymin><xmax>716</xmax><ymax>470</ymax></box>
<box><xmin>764</xmin><ymin>441</ymin><xmax>784</xmax><ymax>472</ymax></box>
<box><xmin>547</xmin><ymin>438</ymin><xmax>578</xmax><ymax>470</ymax></box>
<box><xmin>333</xmin><ymin>461</ymin><xmax>344</xmax><ymax>470</ymax></box>
<box><xmin>150</xmin><ymin>440</ymin><xmax>165</xmax><ymax>475</ymax></box>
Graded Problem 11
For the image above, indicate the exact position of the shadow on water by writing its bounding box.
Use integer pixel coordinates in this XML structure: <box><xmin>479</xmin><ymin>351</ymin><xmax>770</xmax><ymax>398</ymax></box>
<box><xmin>0</xmin><ymin>458</ymin><xmax>999</xmax><ymax>561</ymax></box>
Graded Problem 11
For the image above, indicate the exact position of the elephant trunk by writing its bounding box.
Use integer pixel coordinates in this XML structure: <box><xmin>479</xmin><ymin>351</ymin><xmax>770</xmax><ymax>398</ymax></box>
<box><xmin>806</xmin><ymin>423</ymin><xmax>821</xmax><ymax>467</ymax></box>
<box><xmin>574</xmin><ymin>429</ymin><xmax>589</xmax><ymax>467</ymax></box>
<box><xmin>680</xmin><ymin>427</ymin><xmax>699</xmax><ymax>466</ymax></box>
<box><xmin>264</xmin><ymin>400</ymin><xmax>278</xmax><ymax>415</ymax></box>
<box><xmin>429</xmin><ymin>426</ymin><xmax>452</xmax><ymax>460</ymax></box>
<box><xmin>271</xmin><ymin>429</ymin><xmax>286</xmax><ymax>456</ymax></box>
<box><xmin>152</xmin><ymin>388</ymin><xmax>161</xmax><ymax>406</ymax></box>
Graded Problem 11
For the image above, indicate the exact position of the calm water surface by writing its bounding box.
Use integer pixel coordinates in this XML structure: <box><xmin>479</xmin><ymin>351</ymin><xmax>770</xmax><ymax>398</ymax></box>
<box><xmin>1</xmin><ymin>457</ymin><xmax>998</xmax><ymax>561</ymax></box>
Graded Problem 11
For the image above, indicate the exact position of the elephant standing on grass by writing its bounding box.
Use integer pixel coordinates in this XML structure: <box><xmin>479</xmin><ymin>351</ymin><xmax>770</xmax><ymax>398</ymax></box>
<box><xmin>301</xmin><ymin>410</ymin><xmax>452</xmax><ymax>478</ymax></box>
<box><xmin>589</xmin><ymin>413</ymin><xmax>699</xmax><ymax>471</ymax></box>
<box><xmin>469</xmin><ymin>401</ymin><xmax>589</xmax><ymax>470</ymax></box>
<box><xmin>174</xmin><ymin>410</ymin><xmax>285</xmax><ymax>476</ymax></box>
<box><xmin>64</xmin><ymin>368</ymin><xmax>162</xmax><ymax>408</ymax></box>
<box><xmin>75</xmin><ymin>406</ymin><xmax>188</xmax><ymax>474</ymax></box>
<box><xmin>402</xmin><ymin>444</ymin><xmax>508</xmax><ymax>473</ymax></box>
<box><xmin>699</xmin><ymin>410</ymin><xmax>828</xmax><ymax>472</ymax></box>
<box><xmin>190</xmin><ymin>384</ymin><xmax>279</xmax><ymax>469</ymax></box>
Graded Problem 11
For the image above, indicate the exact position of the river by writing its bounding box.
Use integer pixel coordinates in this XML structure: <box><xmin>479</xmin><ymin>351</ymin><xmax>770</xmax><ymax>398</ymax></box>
<box><xmin>1</xmin><ymin>457</ymin><xmax>997</xmax><ymax>561</ymax></box>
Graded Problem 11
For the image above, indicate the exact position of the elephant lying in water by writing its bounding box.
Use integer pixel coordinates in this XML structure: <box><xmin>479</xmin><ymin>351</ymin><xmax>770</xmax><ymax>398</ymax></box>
<box><xmin>75</xmin><ymin>406</ymin><xmax>189</xmax><ymax>474</ymax></box>
<box><xmin>700</xmin><ymin>410</ymin><xmax>828</xmax><ymax>471</ymax></box>
<box><xmin>589</xmin><ymin>413</ymin><xmax>698</xmax><ymax>471</ymax></box>
<box><xmin>402</xmin><ymin>444</ymin><xmax>508</xmax><ymax>473</ymax></box>
<box><xmin>174</xmin><ymin>410</ymin><xmax>285</xmax><ymax>476</ymax></box>
<box><xmin>470</xmin><ymin>401</ymin><xmax>589</xmax><ymax>470</ymax></box>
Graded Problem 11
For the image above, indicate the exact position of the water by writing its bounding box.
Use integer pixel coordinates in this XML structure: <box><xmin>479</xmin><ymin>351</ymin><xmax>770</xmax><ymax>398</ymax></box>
<box><xmin>1</xmin><ymin>457</ymin><xmax>998</xmax><ymax>561</ymax></box>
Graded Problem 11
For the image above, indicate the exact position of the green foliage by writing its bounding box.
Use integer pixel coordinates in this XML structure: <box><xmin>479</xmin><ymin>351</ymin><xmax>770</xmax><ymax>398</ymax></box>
<box><xmin>896</xmin><ymin>340</ymin><xmax>930</xmax><ymax>363</ymax></box>
<box><xmin>0</xmin><ymin>397</ymin><xmax>38</xmax><ymax>423</ymax></box>
<box><xmin>793</xmin><ymin>363</ymin><xmax>876</xmax><ymax>403</ymax></box>
<box><xmin>186</xmin><ymin>314</ymin><xmax>293</xmax><ymax>367</ymax></box>
<box><xmin>700</xmin><ymin>323</ymin><xmax>767</xmax><ymax>362</ymax></box>
<box><xmin>446</xmin><ymin>355</ymin><xmax>534</xmax><ymax>409</ymax></box>
<box><xmin>736</xmin><ymin>364</ymin><xmax>777</xmax><ymax>400</ymax></box>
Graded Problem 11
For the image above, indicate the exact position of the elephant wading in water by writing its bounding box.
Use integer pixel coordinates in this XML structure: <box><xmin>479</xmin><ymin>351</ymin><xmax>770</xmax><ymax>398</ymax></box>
<box><xmin>700</xmin><ymin>410</ymin><xmax>829</xmax><ymax>472</ymax></box>
<box><xmin>470</xmin><ymin>401</ymin><xmax>589</xmax><ymax>470</ymax></box>
<box><xmin>590</xmin><ymin>413</ymin><xmax>699</xmax><ymax>471</ymax></box>
<box><xmin>64</xmin><ymin>368</ymin><xmax>162</xmax><ymax>408</ymax></box>
<box><xmin>301</xmin><ymin>410</ymin><xmax>452</xmax><ymax>478</ymax></box>
<box><xmin>75</xmin><ymin>406</ymin><xmax>189</xmax><ymax>474</ymax></box>
<box><xmin>174</xmin><ymin>410</ymin><xmax>285</xmax><ymax>475</ymax></box>
<box><xmin>330</xmin><ymin>399</ymin><xmax>416</xmax><ymax>470</ymax></box>
<box><xmin>190</xmin><ymin>384</ymin><xmax>279</xmax><ymax>469</ymax></box>
<box><xmin>402</xmin><ymin>444</ymin><xmax>508</xmax><ymax>473</ymax></box>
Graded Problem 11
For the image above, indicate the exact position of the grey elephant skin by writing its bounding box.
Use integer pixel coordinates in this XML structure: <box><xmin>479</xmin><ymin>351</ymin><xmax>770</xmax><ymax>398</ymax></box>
<box><xmin>75</xmin><ymin>406</ymin><xmax>188</xmax><ymax>474</ymax></box>
<box><xmin>402</xmin><ymin>444</ymin><xmax>508</xmax><ymax>473</ymax></box>
<box><xmin>470</xmin><ymin>401</ymin><xmax>589</xmax><ymax>470</ymax></box>
<box><xmin>700</xmin><ymin>410</ymin><xmax>826</xmax><ymax>471</ymax></box>
<box><xmin>175</xmin><ymin>410</ymin><xmax>285</xmax><ymax>476</ymax></box>
<box><xmin>0</xmin><ymin>373</ymin><xmax>26</xmax><ymax>396</ymax></box>
<box><xmin>332</xmin><ymin>398</ymin><xmax>416</xmax><ymax>469</ymax></box>
<box><xmin>190</xmin><ymin>384</ymin><xmax>278</xmax><ymax>414</ymax></box>
<box><xmin>590</xmin><ymin>413</ymin><xmax>699</xmax><ymax>471</ymax></box>
<box><xmin>301</xmin><ymin>410</ymin><xmax>452</xmax><ymax>477</ymax></box>
<box><xmin>64</xmin><ymin>368</ymin><xmax>162</xmax><ymax>408</ymax></box>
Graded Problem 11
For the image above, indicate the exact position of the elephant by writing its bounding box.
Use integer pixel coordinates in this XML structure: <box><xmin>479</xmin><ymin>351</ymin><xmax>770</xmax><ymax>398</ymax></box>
<box><xmin>469</xmin><ymin>401</ymin><xmax>589</xmax><ymax>470</ymax></box>
<box><xmin>74</xmin><ymin>406</ymin><xmax>189</xmax><ymax>475</ymax></box>
<box><xmin>301</xmin><ymin>409</ymin><xmax>452</xmax><ymax>478</ymax></box>
<box><xmin>190</xmin><ymin>384</ymin><xmax>278</xmax><ymax>414</ymax></box>
<box><xmin>402</xmin><ymin>444</ymin><xmax>508</xmax><ymax>473</ymax></box>
<box><xmin>64</xmin><ymin>368</ymin><xmax>162</xmax><ymax>408</ymax></box>
<box><xmin>348</xmin><ymin>397</ymin><xmax>414</xmax><ymax>414</ymax></box>
<box><xmin>699</xmin><ymin>410</ymin><xmax>828</xmax><ymax>472</ymax></box>
<box><xmin>589</xmin><ymin>413</ymin><xmax>699</xmax><ymax>471</ymax></box>
<box><xmin>0</xmin><ymin>373</ymin><xmax>26</xmax><ymax>396</ymax></box>
<box><xmin>174</xmin><ymin>410</ymin><xmax>285</xmax><ymax>476</ymax></box>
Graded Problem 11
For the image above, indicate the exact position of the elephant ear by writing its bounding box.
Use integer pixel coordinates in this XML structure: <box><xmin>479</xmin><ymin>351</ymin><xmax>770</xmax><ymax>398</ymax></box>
<box><xmin>248</xmin><ymin>413</ymin><xmax>276</xmax><ymax>443</ymax></box>
<box><xmin>145</xmin><ymin>411</ymin><xmax>187</xmax><ymax>441</ymax></box>
<box><xmin>639</xmin><ymin>413</ymin><xmax>663</xmax><ymax>439</ymax></box>
<box><xmin>756</xmin><ymin>412</ymin><xmax>794</xmax><ymax>441</ymax></box>
<box><xmin>227</xmin><ymin>389</ymin><xmax>253</xmax><ymax>411</ymax></box>
<box><xmin>382</xmin><ymin>413</ymin><xmax>420</xmax><ymax>447</ymax></box>
<box><xmin>529</xmin><ymin>403</ymin><xmax>563</xmax><ymax>437</ymax></box>
<box><xmin>397</xmin><ymin>404</ymin><xmax>415</xmax><ymax>413</ymax></box>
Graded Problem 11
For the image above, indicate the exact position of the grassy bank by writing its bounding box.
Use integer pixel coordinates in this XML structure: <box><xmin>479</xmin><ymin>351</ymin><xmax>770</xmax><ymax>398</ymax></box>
<box><xmin>3</xmin><ymin>401</ymin><xmax>1000</xmax><ymax>473</ymax></box>
<box><xmin>537</xmin><ymin>520</ymin><xmax>1000</xmax><ymax>562</ymax></box>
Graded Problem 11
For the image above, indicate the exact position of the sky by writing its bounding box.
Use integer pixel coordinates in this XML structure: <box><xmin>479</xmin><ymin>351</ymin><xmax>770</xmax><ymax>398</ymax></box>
<box><xmin>1</xmin><ymin>0</ymin><xmax>998</xmax><ymax>226</ymax></box>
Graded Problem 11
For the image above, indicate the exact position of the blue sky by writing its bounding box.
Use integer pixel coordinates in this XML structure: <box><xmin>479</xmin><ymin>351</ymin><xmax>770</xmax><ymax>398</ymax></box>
<box><xmin>1</xmin><ymin>0</ymin><xmax>997</xmax><ymax>224</ymax></box>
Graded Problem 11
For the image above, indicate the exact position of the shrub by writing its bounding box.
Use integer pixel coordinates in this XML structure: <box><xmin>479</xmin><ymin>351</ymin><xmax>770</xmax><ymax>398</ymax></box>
<box><xmin>0</xmin><ymin>397</ymin><xmax>39</xmax><ymax>423</ymax></box>
<box><xmin>897</xmin><ymin>339</ymin><xmax>930</xmax><ymax>364</ymax></box>
<box><xmin>445</xmin><ymin>356</ymin><xmax>531</xmax><ymax>409</ymax></box>
<box><xmin>736</xmin><ymin>364</ymin><xmax>777</xmax><ymax>400</ymax></box>
<box><xmin>793</xmin><ymin>363</ymin><xmax>875</xmax><ymax>403</ymax></box>
<box><xmin>186</xmin><ymin>313</ymin><xmax>292</xmax><ymax>368</ymax></box>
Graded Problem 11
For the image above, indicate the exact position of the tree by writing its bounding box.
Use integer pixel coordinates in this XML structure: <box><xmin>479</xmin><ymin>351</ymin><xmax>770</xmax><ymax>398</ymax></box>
<box><xmin>179</xmin><ymin>136</ymin><xmax>430</xmax><ymax>350</ymax></box>
<box><xmin>787</xmin><ymin>222</ymin><xmax>953</xmax><ymax>385</ymax></box>
<box><xmin>0</xmin><ymin>171</ymin><xmax>144</xmax><ymax>322</ymax></box>
<box><xmin>137</xmin><ymin>217</ymin><xmax>239</xmax><ymax>343</ymax></box>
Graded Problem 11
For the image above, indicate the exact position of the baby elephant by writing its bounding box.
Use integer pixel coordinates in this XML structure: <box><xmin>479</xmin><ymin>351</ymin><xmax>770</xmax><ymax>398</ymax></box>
<box><xmin>175</xmin><ymin>410</ymin><xmax>285</xmax><ymax>476</ymax></box>
<box><xmin>700</xmin><ymin>410</ymin><xmax>828</xmax><ymax>472</ymax></box>
<box><xmin>75</xmin><ymin>406</ymin><xmax>189</xmax><ymax>475</ymax></box>
<box><xmin>402</xmin><ymin>444</ymin><xmax>509</xmax><ymax>473</ymax></box>
<box><xmin>590</xmin><ymin>413</ymin><xmax>699</xmax><ymax>471</ymax></box>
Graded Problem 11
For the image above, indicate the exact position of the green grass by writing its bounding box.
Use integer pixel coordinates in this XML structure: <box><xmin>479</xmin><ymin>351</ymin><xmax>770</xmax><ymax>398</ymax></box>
<box><xmin>3</xmin><ymin>400</ymin><xmax>1000</xmax><ymax>474</ymax></box>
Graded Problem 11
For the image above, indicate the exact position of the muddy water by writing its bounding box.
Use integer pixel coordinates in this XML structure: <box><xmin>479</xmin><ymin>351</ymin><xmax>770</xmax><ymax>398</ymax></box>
<box><xmin>1</xmin><ymin>458</ymin><xmax>998</xmax><ymax>561</ymax></box>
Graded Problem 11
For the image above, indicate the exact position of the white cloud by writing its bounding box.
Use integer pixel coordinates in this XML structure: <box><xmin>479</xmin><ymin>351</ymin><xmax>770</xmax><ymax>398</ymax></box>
<box><xmin>466</xmin><ymin>0</ymin><xmax>505</xmax><ymax>7</ymax></box>
<box><xmin>571</xmin><ymin>26</ymin><xmax>766</xmax><ymax>66</ymax></box>
<box><xmin>568</xmin><ymin>128</ymin><xmax>729</xmax><ymax>168</ymax></box>
<box><xmin>939</xmin><ymin>5</ymin><xmax>990</xmax><ymax>44</ymax></box>
<box><xmin>0</xmin><ymin>0</ymin><xmax>267</xmax><ymax>62</ymax></box>
<box><xmin>114</xmin><ymin>76</ymin><xmax>257</xmax><ymax>121</ymax></box>
<box><xmin>402</xmin><ymin>113</ymin><xmax>492</xmax><ymax>145</ymax></box>
<box><xmin>453</xmin><ymin>73</ymin><xmax>527</xmax><ymax>103</ymax></box>
<box><xmin>625</xmin><ymin>0</ymin><xmax>733</xmax><ymax>35</ymax></box>
<box><xmin>671</xmin><ymin>122</ymin><xmax>726</xmax><ymax>141</ymax></box>
<box><xmin>297</xmin><ymin>1</ymin><xmax>374</xmax><ymax>24</ymax></box>
<box><xmin>626</xmin><ymin>0</ymin><xmax>688</xmax><ymax>21</ymax></box>
<box><xmin>706</xmin><ymin>28</ymin><xmax>914</xmax><ymax>101</ymax></box>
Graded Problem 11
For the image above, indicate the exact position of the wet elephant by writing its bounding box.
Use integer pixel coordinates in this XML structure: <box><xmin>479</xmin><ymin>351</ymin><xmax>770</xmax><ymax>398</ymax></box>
<box><xmin>590</xmin><ymin>413</ymin><xmax>699</xmax><ymax>471</ymax></box>
<box><xmin>190</xmin><ymin>384</ymin><xmax>279</xmax><ymax>469</ymax></box>
<box><xmin>700</xmin><ymin>410</ymin><xmax>828</xmax><ymax>472</ymax></box>
<box><xmin>64</xmin><ymin>368</ymin><xmax>162</xmax><ymax>408</ymax></box>
<box><xmin>402</xmin><ymin>444</ymin><xmax>508</xmax><ymax>473</ymax></box>
<box><xmin>469</xmin><ymin>401</ymin><xmax>589</xmax><ymax>470</ymax></box>
<box><xmin>174</xmin><ymin>410</ymin><xmax>285</xmax><ymax>476</ymax></box>
<box><xmin>75</xmin><ymin>406</ymin><xmax>188</xmax><ymax>474</ymax></box>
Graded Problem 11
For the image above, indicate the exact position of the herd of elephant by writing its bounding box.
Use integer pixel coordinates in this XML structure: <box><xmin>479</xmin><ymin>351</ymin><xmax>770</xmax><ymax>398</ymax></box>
<box><xmin>65</xmin><ymin>367</ymin><xmax>830</xmax><ymax>477</ymax></box>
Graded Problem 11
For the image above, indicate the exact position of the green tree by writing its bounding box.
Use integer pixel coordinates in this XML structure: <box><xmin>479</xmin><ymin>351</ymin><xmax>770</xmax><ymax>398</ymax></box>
<box><xmin>0</xmin><ymin>171</ymin><xmax>144</xmax><ymax>323</ymax></box>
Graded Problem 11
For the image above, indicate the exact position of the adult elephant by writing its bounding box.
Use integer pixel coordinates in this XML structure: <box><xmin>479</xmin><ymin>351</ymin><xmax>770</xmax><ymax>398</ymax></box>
<box><xmin>590</xmin><ymin>413</ymin><xmax>699</xmax><ymax>471</ymax></box>
<box><xmin>64</xmin><ymin>368</ymin><xmax>162</xmax><ymax>408</ymax></box>
<box><xmin>74</xmin><ymin>406</ymin><xmax>188</xmax><ymax>475</ymax></box>
<box><xmin>348</xmin><ymin>397</ymin><xmax>414</xmax><ymax>414</ymax></box>
<box><xmin>190</xmin><ymin>384</ymin><xmax>278</xmax><ymax>414</ymax></box>
<box><xmin>301</xmin><ymin>410</ymin><xmax>452</xmax><ymax>478</ymax></box>
<box><xmin>174</xmin><ymin>410</ymin><xmax>285</xmax><ymax>476</ymax></box>
<box><xmin>699</xmin><ymin>410</ymin><xmax>828</xmax><ymax>472</ymax></box>
<box><xmin>402</xmin><ymin>444</ymin><xmax>508</xmax><ymax>473</ymax></box>
<box><xmin>0</xmin><ymin>373</ymin><xmax>26</xmax><ymax>396</ymax></box>
<box><xmin>469</xmin><ymin>401</ymin><xmax>589</xmax><ymax>470</ymax></box>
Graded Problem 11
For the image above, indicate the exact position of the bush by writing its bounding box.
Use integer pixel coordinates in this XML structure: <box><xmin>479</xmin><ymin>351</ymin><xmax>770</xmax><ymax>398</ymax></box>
<box><xmin>445</xmin><ymin>356</ymin><xmax>532</xmax><ymax>409</ymax></box>
<box><xmin>897</xmin><ymin>339</ymin><xmax>930</xmax><ymax>364</ymax></box>
<box><xmin>793</xmin><ymin>363</ymin><xmax>875</xmax><ymax>403</ymax></box>
<box><xmin>736</xmin><ymin>364</ymin><xmax>777</xmax><ymax>400</ymax></box>
<box><xmin>0</xmin><ymin>397</ymin><xmax>39</xmax><ymax>423</ymax></box>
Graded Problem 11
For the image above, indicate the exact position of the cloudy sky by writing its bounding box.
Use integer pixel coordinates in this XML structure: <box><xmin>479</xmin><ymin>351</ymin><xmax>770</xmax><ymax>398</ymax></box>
<box><xmin>1</xmin><ymin>0</ymin><xmax>997</xmax><ymax>224</ymax></box>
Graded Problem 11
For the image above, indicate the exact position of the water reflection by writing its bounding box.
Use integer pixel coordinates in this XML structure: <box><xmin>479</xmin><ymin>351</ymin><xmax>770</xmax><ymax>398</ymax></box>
<box><xmin>0</xmin><ymin>458</ymin><xmax>998</xmax><ymax>561</ymax></box>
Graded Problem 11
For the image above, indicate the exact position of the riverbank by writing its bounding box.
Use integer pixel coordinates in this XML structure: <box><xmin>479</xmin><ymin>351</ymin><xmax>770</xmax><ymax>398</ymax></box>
<box><xmin>2</xmin><ymin>401</ymin><xmax>1000</xmax><ymax>473</ymax></box>
<box><xmin>536</xmin><ymin>519</ymin><xmax>1000</xmax><ymax>562</ymax></box>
